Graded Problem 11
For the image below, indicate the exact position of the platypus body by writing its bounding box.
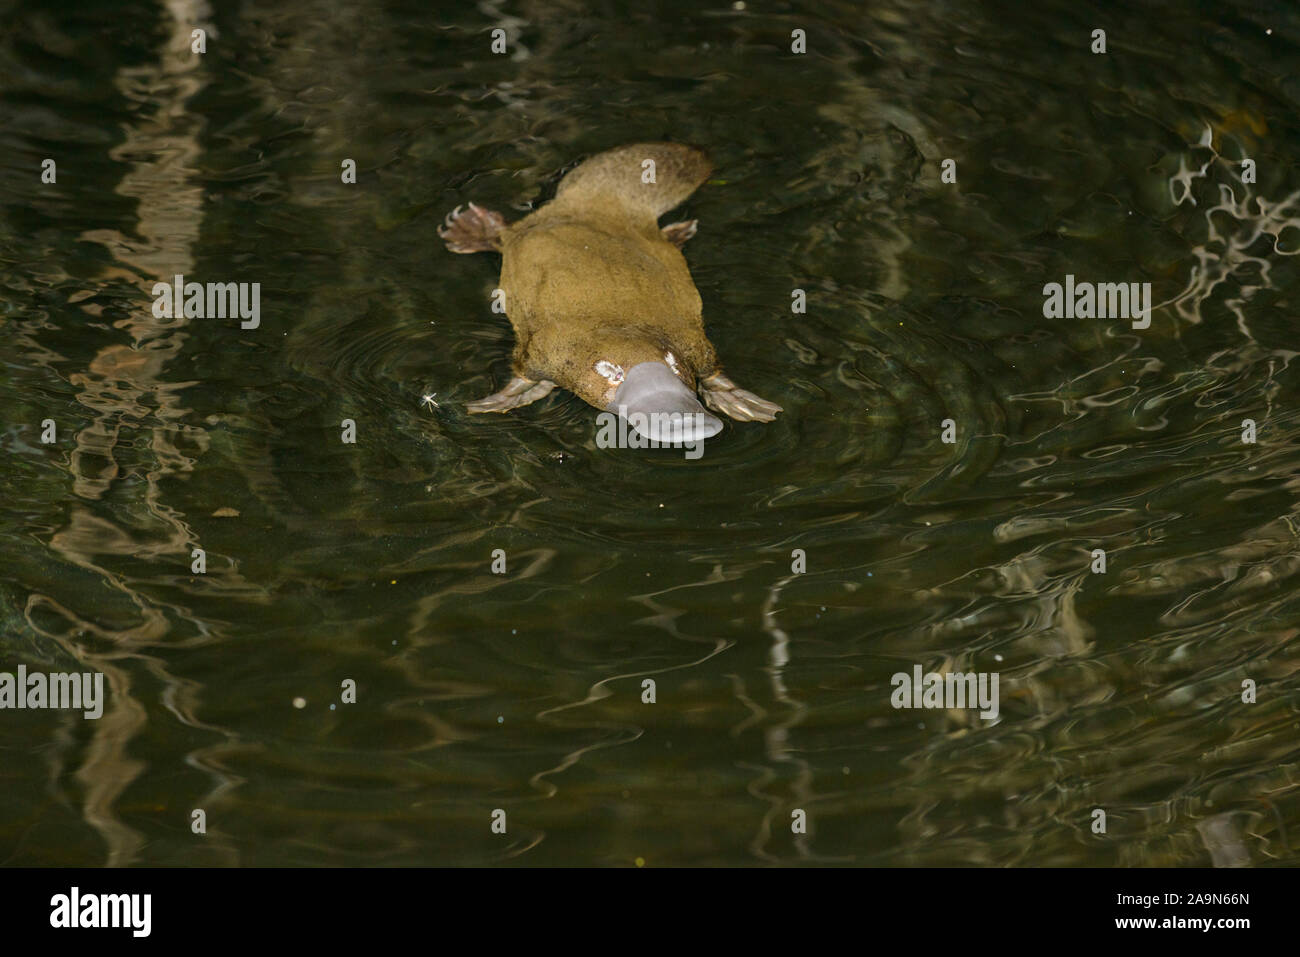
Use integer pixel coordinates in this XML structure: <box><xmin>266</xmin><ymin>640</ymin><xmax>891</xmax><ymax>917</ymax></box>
<box><xmin>440</xmin><ymin>143</ymin><xmax>781</xmax><ymax>443</ymax></box>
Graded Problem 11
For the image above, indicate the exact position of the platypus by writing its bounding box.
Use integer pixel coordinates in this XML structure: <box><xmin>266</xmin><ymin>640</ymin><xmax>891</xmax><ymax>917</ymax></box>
<box><xmin>439</xmin><ymin>143</ymin><xmax>782</xmax><ymax>443</ymax></box>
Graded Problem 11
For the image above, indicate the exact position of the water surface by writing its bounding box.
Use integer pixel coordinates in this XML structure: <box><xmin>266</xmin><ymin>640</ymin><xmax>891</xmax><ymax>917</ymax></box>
<box><xmin>2</xmin><ymin>0</ymin><xmax>1299</xmax><ymax>866</ymax></box>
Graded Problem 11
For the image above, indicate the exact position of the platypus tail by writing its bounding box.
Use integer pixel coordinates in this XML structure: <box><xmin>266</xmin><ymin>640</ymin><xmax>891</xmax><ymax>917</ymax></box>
<box><xmin>554</xmin><ymin>143</ymin><xmax>712</xmax><ymax>220</ymax></box>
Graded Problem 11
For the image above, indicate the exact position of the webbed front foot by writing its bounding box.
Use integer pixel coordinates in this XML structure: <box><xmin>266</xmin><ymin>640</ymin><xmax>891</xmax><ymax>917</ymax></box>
<box><xmin>700</xmin><ymin>370</ymin><xmax>782</xmax><ymax>422</ymax></box>
<box><xmin>439</xmin><ymin>202</ymin><xmax>507</xmax><ymax>253</ymax></box>
<box><xmin>466</xmin><ymin>376</ymin><xmax>556</xmax><ymax>413</ymax></box>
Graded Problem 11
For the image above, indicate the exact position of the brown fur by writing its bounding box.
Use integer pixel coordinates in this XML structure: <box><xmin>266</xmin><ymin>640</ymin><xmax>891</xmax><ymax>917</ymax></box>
<box><xmin>499</xmin><ymin>144</ymin><xmax>718</xmax><ymax>409</ymax></box>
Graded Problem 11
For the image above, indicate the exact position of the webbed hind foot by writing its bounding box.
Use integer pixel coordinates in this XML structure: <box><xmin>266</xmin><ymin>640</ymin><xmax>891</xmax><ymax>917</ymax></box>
<box><xmin>700</xmin><ymin>370</ymin><xmax>782</xmax><ymax>422</ymax></box>
<box><xmin>466</xmin><ymin>376</ymin><xmax>555</xmax><ymax>413</ymax></box>
<box><xmin>439</xmin><ymin>202</ymin><xmax>507</xmax><ymax>253</ymax></box>
<box><xmin>661</xmin><ymin>219</ymin><xmax>698</xmax><ymax>247</ymax></box>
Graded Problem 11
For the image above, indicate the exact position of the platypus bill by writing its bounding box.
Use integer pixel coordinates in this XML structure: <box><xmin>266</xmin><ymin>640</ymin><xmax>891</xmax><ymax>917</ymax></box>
<box><xmin>439</xmin><ymin>142</ymin><xmax>782</xmax><ymax>445</ymax></box>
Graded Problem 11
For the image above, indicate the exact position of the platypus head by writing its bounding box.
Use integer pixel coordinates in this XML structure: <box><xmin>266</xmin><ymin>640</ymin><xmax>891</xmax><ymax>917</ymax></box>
<box><xmin>611</xmin><ymin>361</ymin><xmax>723</xmax><ymax>444</ymax></box>
<box><xmin>578</xmin><ymin>336</ymin><xmax>723</xmax><ymax>445</ymax></box>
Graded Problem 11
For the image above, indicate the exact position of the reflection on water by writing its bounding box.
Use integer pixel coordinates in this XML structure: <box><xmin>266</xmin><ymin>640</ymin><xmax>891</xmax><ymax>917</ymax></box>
<box><xmin>1</xmin><ymin>0</ymin><xmax>1299</xmax><ymax>865</ymax></box>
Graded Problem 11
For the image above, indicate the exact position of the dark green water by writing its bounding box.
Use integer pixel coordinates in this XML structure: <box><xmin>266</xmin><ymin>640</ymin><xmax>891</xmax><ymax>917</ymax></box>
<box><xmin>2</xmin><ymin>0</ymin><xmax>1299</xmax><ymax>866</ymax></box>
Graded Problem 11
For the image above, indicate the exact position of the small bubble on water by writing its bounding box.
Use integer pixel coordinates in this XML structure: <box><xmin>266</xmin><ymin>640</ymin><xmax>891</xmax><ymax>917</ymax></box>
<box><xmin>497</xmin><ymin>716</ymin><xmax>504</xmax><ymax>724</ymax></box>
<box><xmin>292</xmin><ymin>697</ymin><xmax>306</xmax><ymax>709</ymax></box>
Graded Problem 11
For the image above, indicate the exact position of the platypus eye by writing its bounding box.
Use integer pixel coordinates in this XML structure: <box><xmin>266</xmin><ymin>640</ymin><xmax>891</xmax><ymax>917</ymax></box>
<box><xmin>594</xmin><ymin>360</ymin><xmax>625</xmax><ymax>384</ymax></box>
